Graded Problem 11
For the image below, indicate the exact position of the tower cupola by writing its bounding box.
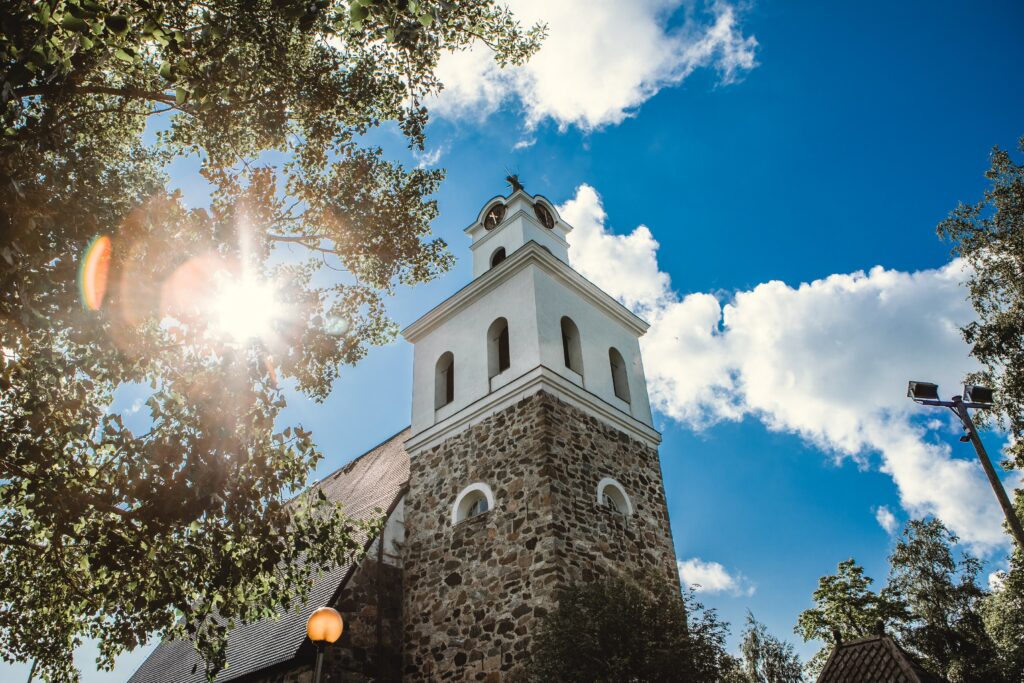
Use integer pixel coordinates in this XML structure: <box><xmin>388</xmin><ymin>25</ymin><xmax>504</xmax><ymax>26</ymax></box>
<box><xmin>466</xmin><ymin>177</ymin><xmax>571</xmax><ymax>277</ymax></box>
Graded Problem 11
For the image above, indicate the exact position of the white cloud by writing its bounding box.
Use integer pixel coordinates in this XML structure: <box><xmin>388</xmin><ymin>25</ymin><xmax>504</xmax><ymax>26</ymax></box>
<box><xmin>414</xmin><ymin>145</ymin><xmax>445</xmax><ymax>169</ymax></box>
<box><xmin>560</xmin><ymin>183</ymin><xmax>1015</xmax><ymax>552</ymax></box>
<box><xmin>875</xmin><ymin>505</ymin><xmax>899</xmax><ymax>535</ymax></box>
<box><xmin>678</xmin><ymin>557</ymin><xmax>755</xmax><ymax>596</ymax></box>
<box><xmin>430</xmin><ymin>1</ymin><xmax>757</xmax><ymax>131</ymax></box>
<box><xmin>988</xmin><ymin>570</ymin><xmax>1007</xmax><ymax>592</ymax></box>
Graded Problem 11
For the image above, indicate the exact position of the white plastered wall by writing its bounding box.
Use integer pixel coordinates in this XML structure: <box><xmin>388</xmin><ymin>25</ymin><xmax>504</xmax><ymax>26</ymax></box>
<box><xmin>410</xmin><ymin>266</ymin><xmax>541</xmax><ymax>434</ymax></box>
<box><xmin>532</xmin><ymin>266</ymin><xmax>654</xmax><ymax>426</ymax></box>
<box><xmin>409</xmin><ymin>255</ymin><xmax>653</xmax><ymax>435</ymax></box>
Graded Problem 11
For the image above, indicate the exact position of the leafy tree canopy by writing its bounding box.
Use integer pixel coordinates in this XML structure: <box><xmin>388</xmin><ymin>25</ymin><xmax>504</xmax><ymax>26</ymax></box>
<box><xmin>981</xmin><ymin>492</ymin><xmax>1024</xmax><ymax>678</ymax></box>
<box><xmin>733</xmin><ymin>612</ymin><xmax>804</xmax><ymax>683</ymax></box>
<box><xmin>796</xmin><ymin>518</ymin><xmax>1013</xmax><ymax>683</ymax></box>
<box><xmin>527</xmin><ymin>573</ymin><xmax>739</xmax><ymax>683</ymax></box>
<box><xmin>0</xmin><ymin>0</ymin><xmax>543</xmax><ymax>680</ymax></box>
<box><xmin>937</xmin><ymin>136</ymin><xmax>1024</xmax><ymax>474</ymax></box>
<box><xmin>794</xmin><ymin>558</ymin><xmax>907</xmax><ymax>675</ymax></box>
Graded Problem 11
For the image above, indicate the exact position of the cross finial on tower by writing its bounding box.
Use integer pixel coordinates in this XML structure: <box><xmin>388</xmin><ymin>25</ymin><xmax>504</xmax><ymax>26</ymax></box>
<box><xmin>506</xmin><ymin>174</ymin><xmax>524</xmax><ymax>193</ymax></box>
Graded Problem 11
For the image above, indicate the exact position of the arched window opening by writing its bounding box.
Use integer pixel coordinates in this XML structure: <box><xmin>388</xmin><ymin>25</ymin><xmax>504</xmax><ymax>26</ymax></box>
<box><xmin>452</xmin><ymin>483</ymin><xmax>495</xmax><ymax>524</ymax></box>
<box><xmin>490</xmin><ymin>247</ymin><xmax>507</xmax><ymax>268</ymax></box>
<box><xmin>560</xmin><ymin>317</ymin><xmax>583</xmax><ymax>376</ymax></box>
<box><xmin>487</xmin><ymin>317</ymin><xmax>510</xmax><ymax>378</ymax></box>
<box><xmin>597</xmin><ymin>478</ymin><xmax>632</xmax><ymax>516</ymax></box>
<box><xmin>435</xmin><ymin>352</ymin><xmax>454</xmax><ymax>409</ymax></box>
<box><xmin>534</xmin><ymin>202</ymin><xmax>555</xmax><ymax>229</ymax></box>
<box><xmin>609</xmin><ymin>347</ymin><xmax>631</xmax><ymax>403</ymax></box>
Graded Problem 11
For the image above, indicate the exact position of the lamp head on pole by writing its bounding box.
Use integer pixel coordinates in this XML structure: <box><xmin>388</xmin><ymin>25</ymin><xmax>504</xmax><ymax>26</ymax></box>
<box><xmin>306</xmin><ymin>607</ymin><xmax>344</xmax><ymax>645</ymax></box>
<box><xmin>963</xmin><ymin>384</ymin><xmax>995</xmax><ymax>407</ymax></box>
<box><xmin>907</xmin><ymin>381</ymin><xmax>940</xmax><ymax>403</ymax></box>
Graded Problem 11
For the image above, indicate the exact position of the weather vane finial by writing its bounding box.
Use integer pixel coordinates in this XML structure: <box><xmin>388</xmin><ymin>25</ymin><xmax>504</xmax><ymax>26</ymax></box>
<box><xmin>506</xmin><ymin>174</ymin><xmax>524</xmax><ymax>193</ymax></box>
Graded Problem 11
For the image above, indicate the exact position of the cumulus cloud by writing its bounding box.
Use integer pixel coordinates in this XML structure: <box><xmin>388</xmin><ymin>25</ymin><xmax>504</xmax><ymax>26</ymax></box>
<box><xmin>430</xmin><ymin>0</ymin><xmax>758</xmax><ymax>131</ymax></box>
<box><xmin>875</xmin><ymin>506</ymin><xmax>899</xmax><ymax>535</ymax></box>
<box><xmin>413</xmin><ymin>145</ymin><xmax>445</xmax><ymax>169</ymax></box>
<box><xmin>678</xmin><ymin>557</ymin><xmax>756</xmax><ymax>596</ymax></box>
<box><xmin>560</xmin><ymin>183</ymin><xmax>1014</xmax><ymax>552</ymax></box>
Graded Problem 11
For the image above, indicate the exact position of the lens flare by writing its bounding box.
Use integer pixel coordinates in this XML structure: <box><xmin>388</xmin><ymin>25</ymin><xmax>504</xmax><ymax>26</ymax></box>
<box><xmin>80</xmin><ymin>235</ymin><xmax>112</xmax><ymax>311</ymax></box>
<box><xmin>210</xmin><ymin>274</ymin><xmax>280</xmax><ymax>342</ymax></box>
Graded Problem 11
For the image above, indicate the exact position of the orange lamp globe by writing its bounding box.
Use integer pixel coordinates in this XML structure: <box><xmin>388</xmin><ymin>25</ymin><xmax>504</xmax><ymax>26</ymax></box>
<box><xmin>306</xmin><ymin>607</ymin><xmax>344</xmax><ymax>644</ymax></box>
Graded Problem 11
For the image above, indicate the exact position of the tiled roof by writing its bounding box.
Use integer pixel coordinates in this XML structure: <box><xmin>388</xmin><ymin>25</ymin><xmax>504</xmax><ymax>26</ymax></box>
<box><xmin>816</xmin><ymin>635</ymin><xmax>948</xmax><ymax>683</ymax></box>
<box><xmin>128</xmin><ymin>429</ymin><xmax>411</xmax><ymax>683</ymax></box>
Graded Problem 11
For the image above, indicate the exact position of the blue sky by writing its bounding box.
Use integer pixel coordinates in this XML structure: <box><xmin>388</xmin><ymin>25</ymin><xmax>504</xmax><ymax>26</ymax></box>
<box><xmin>5</xmin><ymin>1</ymin><xmax>1024</xmax><ymax>680</ymax></box>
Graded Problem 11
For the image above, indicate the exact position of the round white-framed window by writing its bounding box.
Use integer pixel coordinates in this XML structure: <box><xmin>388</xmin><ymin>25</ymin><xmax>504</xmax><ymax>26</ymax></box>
<box><xmin>596</xmin><ymin>477</ymin><xmax>633</xmax><ymax>516</ymax></box>
<box><xmin>452</xmin><ymin>483</ymin><xmax>495</xmax><ymax>525</ymax></box>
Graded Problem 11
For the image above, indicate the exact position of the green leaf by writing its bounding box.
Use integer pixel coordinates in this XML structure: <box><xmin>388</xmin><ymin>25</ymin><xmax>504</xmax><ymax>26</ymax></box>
<box><xmin>159</xmin><ymin>61</ymin><xmax>176</xmax><ymax>81</ymax></box>
<box><xmin>349</xmin><ymin>5</ymin><xmax>368</xmax><ymax>21</ymax></box>
<box><xmin>60</xmin><ymin>15</ymin><xmax>91</xmax><ymax>33</ymax></box>
<box><xmin>27</xmin><ymin>46</ymin><xmax>48</xmax><ymax>68</ymax></box>
<box><xmin>174</xmin><ymin>86</ymin><xmax>187</xmax><ymax>104</ymax></box>
<box><xmin>113</xmin><ymin>47</ymin><xmax>134</xmax><ymax>63</ymax></box>
<box><xmin>104</xmin><ymin>15</ymin><xmax>130</xmax><ymax>35</ymax></box>
<box><xmin>418</xmin><ymin>13</ymin><xmax>433</xmax><ymax>28</ymax></box>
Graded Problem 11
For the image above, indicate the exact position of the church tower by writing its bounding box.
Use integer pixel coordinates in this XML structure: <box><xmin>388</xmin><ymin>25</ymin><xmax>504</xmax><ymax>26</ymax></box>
<box><xmin>400</xmin><ymin>182</ymin><xmax>679</xmax><ymax>681</ymax></box>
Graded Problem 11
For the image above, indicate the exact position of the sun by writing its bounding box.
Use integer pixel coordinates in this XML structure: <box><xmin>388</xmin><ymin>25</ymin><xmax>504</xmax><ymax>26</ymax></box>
<box><xmin>209</xmin><ymin>274</ymin><xmax>280</xmax><ymax>343</ymax></box>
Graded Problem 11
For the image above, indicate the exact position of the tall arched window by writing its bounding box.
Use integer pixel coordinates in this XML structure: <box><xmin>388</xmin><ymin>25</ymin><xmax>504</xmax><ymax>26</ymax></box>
<box><xmin>560</xmin><ymin>316</ymin><xmax>583</xmax><ymax>376</ymax></box>
<box><xmin>609</xmin><ymin>347</ymin><xmax>631</xmax><ymax>403</ymax></box>
<box><xmin>490</xmin><ymin>247</ymin><xmax>507</xmax><ymax>268</ymax></box>
<box><xmin>487</xmin><ymin>317</ymin><xmax>510</xmax><ymax>378</ymax></box>
<box><xmin>435</xmin><ymin>351</ymin><xmax>454</xmax><ymax>409</ymax></box>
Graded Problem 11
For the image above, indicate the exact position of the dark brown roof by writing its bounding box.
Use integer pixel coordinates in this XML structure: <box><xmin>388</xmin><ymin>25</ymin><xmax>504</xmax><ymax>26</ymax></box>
<box><xmin>816</xmin><ymin>635</ymin><xmax>948</xmax><ymax>683</ymax></box>
<box><xmin>128</xmin><ymin>429</ymin><xmax>410</xmax><ymax>683</ymax></box>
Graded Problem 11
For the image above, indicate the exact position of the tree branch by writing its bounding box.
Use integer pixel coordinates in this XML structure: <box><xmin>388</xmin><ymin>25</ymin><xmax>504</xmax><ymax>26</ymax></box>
<box><xmin>0</xmin><ymin>536</ymin><xmax>46</xmax><ymax>551</ymax></box>
<box><xmin>15</xmin><ymin>84</ymin><xmax>177</xmax><ymax>106</ymax></box>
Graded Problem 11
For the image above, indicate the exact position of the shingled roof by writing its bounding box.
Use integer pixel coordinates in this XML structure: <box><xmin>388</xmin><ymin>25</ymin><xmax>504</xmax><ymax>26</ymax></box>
<box><xmin>816</xmin><ymin>634</ymin><xmax>948</xmax><ymax>683</ymax></box>
<box><xmin>128</xmin><ymin>428</ymin><xmax>411</xmax><ymax>683</ymax></box>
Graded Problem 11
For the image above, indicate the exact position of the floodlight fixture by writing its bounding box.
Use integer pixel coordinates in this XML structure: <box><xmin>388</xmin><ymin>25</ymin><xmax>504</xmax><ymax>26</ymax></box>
<box><xmin>963</xmin><ymin>384</ymin><xmax>995</xmax><ymax>407</ymax></box>
<box><xmin>907</xmin><ymin>381</ymin><xmax>940</xmax><ymax>403</ymax></box>
<box><xmin>906</xmin><ymin>376</ymin><xmax>1024</xmax><ymax>550</ymax></box>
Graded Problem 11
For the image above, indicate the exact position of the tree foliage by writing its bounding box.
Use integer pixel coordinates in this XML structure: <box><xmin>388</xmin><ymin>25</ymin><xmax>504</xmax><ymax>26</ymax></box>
<box><xmin>0</xmin><ymin>0</ymin><xmax>543</xmax><ymax>680</ymax></box>
<box><xmin>795</xmin><ymin>559</ymin><xmax>907</xmax><ymax>675</ymax></box>
<box><xmin>981</xmin><ymin>494</ymin><xmax>1024</xmax><ymax>679</ymax></box>
<box><xmin>527</xmin><ymin>573</ymin><xmax>739</xmax><ymax>683</ymax></box>
<box><xmin>796</xmin><ymin>518</ymin><xmax>1013</xmax><ymax>683</ymax></box>
<box><xmin>733</xmin><ymin>612</ymin><xmax>804</xmax><ymax>683</ymax></box>
<box><xmin>937</xmin><ymin>136</ymin><xmax>1024</xmax><ymax>473</ymax></box>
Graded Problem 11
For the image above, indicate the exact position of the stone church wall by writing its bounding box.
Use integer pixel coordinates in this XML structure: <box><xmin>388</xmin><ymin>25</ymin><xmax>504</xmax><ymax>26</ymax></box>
<box><xmin>402</xmin><ymin>390</ymin><xmax>678</xmax><ymax>682</ymax></box>
<box><xmin>243</xmin><ymin>556</ymin><xmax>403</xmax><ymax>683</ymax></box>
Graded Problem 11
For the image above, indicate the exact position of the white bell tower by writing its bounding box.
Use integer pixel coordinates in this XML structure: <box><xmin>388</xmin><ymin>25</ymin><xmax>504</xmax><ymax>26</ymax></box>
<box><xmin>402</xmin><ymin>182</ymin><xmax>659</xmax><ymax>455</ymax></box>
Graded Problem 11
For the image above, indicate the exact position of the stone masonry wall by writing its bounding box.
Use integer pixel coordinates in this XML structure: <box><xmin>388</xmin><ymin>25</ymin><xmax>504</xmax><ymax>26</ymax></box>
<box><xmin>321</xmin><ymin>556</ymin><xmax>404</xmax><ymax>682</ymax></box>
<box><xmin>402</xmin><ymin>390</ymin><xmax>678</xmax><ymax>682</ymax></box>
<box><xmin>244</xmin><ymin>557</ymin><xmax>403</xmax><ymax>683</ymax></box>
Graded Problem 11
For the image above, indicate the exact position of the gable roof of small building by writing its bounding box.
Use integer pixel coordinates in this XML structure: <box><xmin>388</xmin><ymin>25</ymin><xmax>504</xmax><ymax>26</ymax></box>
<box><xmin>128</xmin><ymin>428</ymin><xmax>411</xmax><ymax>683</ymax></box>
<box><xmin>816</xmin><ymin>634</ymin><xmax>948</xmax><ymax>683</ymax></box>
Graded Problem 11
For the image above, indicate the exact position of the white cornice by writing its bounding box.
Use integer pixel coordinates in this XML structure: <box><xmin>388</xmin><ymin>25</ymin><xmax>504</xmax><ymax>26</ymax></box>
<box><xmin>404</xmin><ymin>364</ymin><xmax>662</xmax><ymax>455</ymax></box>
<box><xmin>401</xmin><ymin>242</ymin><xmax>649</xmax><ymax>342</ymax></box>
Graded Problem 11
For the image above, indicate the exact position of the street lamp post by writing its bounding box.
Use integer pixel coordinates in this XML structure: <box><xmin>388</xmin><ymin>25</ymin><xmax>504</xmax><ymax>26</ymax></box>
<box><xmin>306</xmin><ymin>606</ymin><xmax>344</xmax><ymax>683</ymax></box>
<box><xmin>907</xmin><ymin>381</ymin><xmax>1024</xmax><ymax>550</ymax></box>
